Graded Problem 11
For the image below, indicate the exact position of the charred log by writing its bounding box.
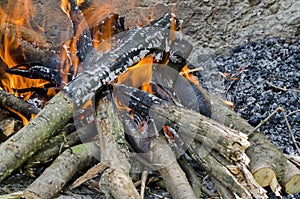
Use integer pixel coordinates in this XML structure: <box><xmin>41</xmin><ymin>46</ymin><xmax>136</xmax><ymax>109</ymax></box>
<box><xmin>6</xmin><ymin>63</ymin><xmax>60</xmax><ymax>85</ymax></box>
<box><xmin>64</xmin><ymin>27</ymin><xmax>192</xmax><ymax>106</ymax></box>
<box><xmin>0</xmin><ymin>89</ymin><xmax>40</xmax><ymax>119</ymax></box>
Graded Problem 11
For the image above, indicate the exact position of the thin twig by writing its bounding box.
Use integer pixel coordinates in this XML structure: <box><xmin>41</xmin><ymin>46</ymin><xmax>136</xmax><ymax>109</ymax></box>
<box><xmin>282</xmin><ymin>108</ymin><xmax>300</xmax><ymax>155</ymax></box>
<box><xmin>250</xmin><ymin>107</ymin><xmax>282</xmax><ymax>135</ymax></box>
<box><xmin>287</xmin><ymin>109</ymin><xmax>300</xmax><ymax>117</ymax></box>
<box><xmin>179</xmin><ymin>67</ymin><xmax>203</xmax><ymax>75</ymax></box>
<box><xmin>266</xmin><ymin>81</ymin><xmax>300</xmax><ymax>93</ymax></box>
<box><xmin>140</xmin><ymin>171</ymin><xmax>148</xmax><ymax>199</ymax></box>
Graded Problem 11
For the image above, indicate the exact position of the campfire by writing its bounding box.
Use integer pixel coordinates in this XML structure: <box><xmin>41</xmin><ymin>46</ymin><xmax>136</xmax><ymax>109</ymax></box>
<box><xmin>0</xmin><ymin>0</ymin><xmax>300</xmax><ymax>198</ymax></box>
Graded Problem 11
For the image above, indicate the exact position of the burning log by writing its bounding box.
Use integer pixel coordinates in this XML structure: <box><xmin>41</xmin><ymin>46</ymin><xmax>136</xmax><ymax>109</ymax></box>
<box><xmin>24</xmin><ymin>141</ymin><xmax>99</xmax><ymax>199</ymax></box>
<box><xmin>0</xmin><ymin>89</ymin><xmax>40</xmax><ymax>122</ymax></box>
<box><xmin>0</xmin><ymin>1</ymin><xmax>299</xmax><ymax>196</ymax></box>
<box><xmin>114</xmin><ymin>84</ymin><xmax>249</xmax><ymax>162</ymax></box>
<box><xmin>0</xmin><ymin>20</ymin><xmax>188</xmax><ymax>181</ymax></box>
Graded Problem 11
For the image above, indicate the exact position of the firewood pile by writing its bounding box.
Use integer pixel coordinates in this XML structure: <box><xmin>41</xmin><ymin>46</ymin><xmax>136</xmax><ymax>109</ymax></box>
<box><xmin>0</xmin><ymin>0</ymin><xmax>299</xmax><ymax>198</ymax></box>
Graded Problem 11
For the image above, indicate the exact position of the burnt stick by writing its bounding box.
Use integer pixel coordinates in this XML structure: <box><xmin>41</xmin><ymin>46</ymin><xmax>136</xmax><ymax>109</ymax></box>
<box><xmin>64</xmin><ymin>27</ymin><xmax>193</xmax><ymax>106</ymax></box>
<box><xmin>0</xmin><ymin>89</ymin><xmax>40</xmax><ymax>119</ymax></box>
<box><xmin>6</xmin><ymin>65</ymin><xmax>60</xmax><ymax>85</ymax></box>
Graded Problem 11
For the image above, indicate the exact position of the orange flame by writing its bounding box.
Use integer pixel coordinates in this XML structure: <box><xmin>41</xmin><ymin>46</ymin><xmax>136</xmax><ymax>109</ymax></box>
<box><xmin>117</xmin><ymin>56</ymin><xmax>153</xmax><ymax>89</ymax></box>
<box><xmin>0</xmin><ymin>0</ymin><xmax>49</xmax><ymax>100</ymax></box>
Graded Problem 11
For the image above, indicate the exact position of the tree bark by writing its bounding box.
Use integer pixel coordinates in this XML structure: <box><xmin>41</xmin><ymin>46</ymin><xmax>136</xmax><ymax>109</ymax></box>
<box><xmin>24</xmin><ymin>141</ymin><xmax>99</xmax><ymax>199</ymax></box>
<box><xmin>0</xmin><ymin>89</ymin><xmax>40</xmax><ymax>119</ymax></box>
<box><xmin>0</xmin><ymin>91</ymin><xmax>74</xmax><ymax>181</ymax></box>
<box><xmin>96</xmin><ymin>95</ymin><xmax>140</xmax><ymax>199</ymax></box>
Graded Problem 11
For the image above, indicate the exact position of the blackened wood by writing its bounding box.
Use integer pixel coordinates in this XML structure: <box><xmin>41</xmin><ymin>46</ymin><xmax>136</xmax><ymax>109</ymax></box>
<box><xmin>150</xmin><ymin>13</ymin><xmax>182</xmax><ymax>31</ymax></box>
<box><xmin>114</xmin><ymin>84</ymin><xmax>249</xmax><ymax>162</ymax></box>
<box><xmin>0</xmin><ymin>89</ymin><xmax>40</xmax><ymax>119</ymax></box>
<box><xmin>69</xmin><ymin>0</ymin><xmax>94</xmax><ymax>63</ymax></box>
<box><xmin>6</xmin><ymin>64</ymin><xmax>60</xmax><ymax>85</ymax></box>
<box><xmin>0</xmin><ymin>23</ymin><xmax>60</xmax><ymax>66</ymax></box>
<box><xmin>64</xmin><ymin>27</ymin><xmax>192</xmax><ymax>106</ymax></box>
<box><xmin>24</xmin><ymin>142</ymin><xmax>98</xmax><ymax>199</ymax></box>
<box><xmin>0</xmin><ymin>25</ymin><xmax>190</xmax><ymax>182</ymax></box>
<box><xmin>90</xmin><ymin>13</ymin><xmax>125</xmax><ymax>46</ymax></box>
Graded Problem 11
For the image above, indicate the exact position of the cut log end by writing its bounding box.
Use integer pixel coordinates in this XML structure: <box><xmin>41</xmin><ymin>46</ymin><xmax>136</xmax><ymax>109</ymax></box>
<box><xmin>252</xmin><ymin>167</ymin><xmax>276</xmax><ymax>187</ymax></box>
<box><xmin>285</xmin><ymin>174</ymin><xmax>300</xmax><ymax>194</ymax></box>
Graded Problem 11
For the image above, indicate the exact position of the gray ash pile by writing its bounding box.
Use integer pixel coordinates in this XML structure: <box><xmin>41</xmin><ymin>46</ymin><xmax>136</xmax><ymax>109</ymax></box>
<box><xmin>194</xmin><ymin>37</ymin><xmax>298</xmax><ymax>198</ymax></box>
<box><xmin>213</xmin><ymin>38</ymin><xmax>300</xmax><ymax>155</ymax></box>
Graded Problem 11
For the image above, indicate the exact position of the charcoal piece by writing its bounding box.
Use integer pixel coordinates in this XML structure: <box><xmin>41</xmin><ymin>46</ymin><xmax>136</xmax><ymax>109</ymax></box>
<box><xmin>6</xmin><ymin>63</ymin><xmax>60</xmax><ymax>85</ymax></box>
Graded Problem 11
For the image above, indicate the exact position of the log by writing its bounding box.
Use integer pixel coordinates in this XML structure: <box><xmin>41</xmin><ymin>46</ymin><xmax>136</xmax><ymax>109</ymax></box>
<box><xmin>247</xmin><ymin>132</ymin><xmax>300</xmax><ymax>194</ymax></box>
<box><xmin>0</xmin><ymin>111</ymin><xmax>22</xmax><ymax>142</ymax></box>
<box><xmin>96</xmin><ymin>95</ymin><xmax>140</xmax><ymax>199</ymax></box>
<box><xmin>119</xmin><ymin>109</ymin><xmax>197</xmax><ymax>199</ymax></box>
<box><xmin>0</xmin><ymin>89</ymin><xmax>40</xmax><ymax>120</ymax></box>
<box><xmin>206</xmin><ymin>91</ymin><xmax>300</xmax><ymax>194</ymax></box>
<box><xmin>0</xmin><ymin>21</ymin><xmax>188</xmax><ymax>182</ymax></box>
<box><xmin>27</xmin><ymin>124</ymin><xmax>80</xmax><ymax>165</ymax></box>
<box><xmin>114</xmin><ymin>84</ymin><xmax>250</xmax><ymax>163</ymax></box>
<box><xmin>24</xmin><ymin>141</ymin><xmax>99</xmax><ymax>199</ymax></box>
<box><xmin>0</xmin><ymin>91</ymin><xmax>74</xmax><ymax>181</ymax></box>
<box><xmin>115</xmin><ymin>85</ymin><xmax>299</xmax><ymax>196</ymax></box>
<box><xmin>0</xmin><ymin>23</ymin><xmax>60</xmax><ymax>66</ymax></box>
<box><xmin>147</xmin><ymin>135</ymin><xmax>198</xmax><ymax>199</ymax></box>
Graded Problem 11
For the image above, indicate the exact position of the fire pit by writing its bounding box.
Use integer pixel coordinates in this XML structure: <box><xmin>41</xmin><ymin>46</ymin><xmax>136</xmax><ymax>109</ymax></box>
<box><xmin>0</xmin><ymin>0</ymin><xmax>299</xmax><ymax>198</ymax></box>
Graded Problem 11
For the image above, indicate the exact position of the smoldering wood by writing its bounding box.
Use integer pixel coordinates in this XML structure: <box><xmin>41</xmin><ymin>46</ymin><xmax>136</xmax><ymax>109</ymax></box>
<box><xmin>0</xmin><ymin>89</ymin><xmax>40</xmax><ymax>120</ymax></box>
<box><xmin>0</xmin><ymin>22</ymin><xmax>188</xmax><ymax>181</ymax></box>
<box><xmin>64</xmin><ymin>27</ymin><xmax>192</xmax><ymax>106</ymax></box>
<box><xmin>6</xmin><ymin>64</ymin><xmax>60</xmax><ymax>85</ymax></box>
<box><xmin>114</xmin><ymin>84</ymin><xmax>249</xmax><ymax>162</ymax></box>
<box><xmin>0</xmin><ymin>23</ymin><xmax>61</xmax><ymax>66</ymax></box>
<box><xmin>90</xmin><ymin>13</ymin><xmax>125</xmax><ymax>48</ymax></box>
<box><xmin>0</xmin><ymin>91</ymin><xmax>74</xmax><ymax>181</ymax></box>
<box><xmin>23</xmin><ymin>141</ymin><xmax>99</xmax><ymax>199</ymax></box>
<box><xmin>69</xmin><ymin>0</ymin><xmax>94</xmax><ymax>64</ymax></box>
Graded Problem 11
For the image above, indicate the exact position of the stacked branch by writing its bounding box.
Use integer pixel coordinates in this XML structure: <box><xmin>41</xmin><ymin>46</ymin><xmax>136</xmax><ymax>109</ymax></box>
<box><xmin>0</xmin><ymin>8</ymin><xmax>299</xmax><ymax>198</ymax></box>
